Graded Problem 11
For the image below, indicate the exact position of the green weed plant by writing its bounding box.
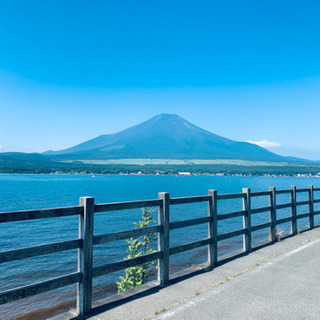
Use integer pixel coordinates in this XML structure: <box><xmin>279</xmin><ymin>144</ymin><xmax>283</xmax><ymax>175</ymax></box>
<box><xmin>117</xmin><ymin>208</ymin><xmax>157</xmax><ymax>292</ymax></box>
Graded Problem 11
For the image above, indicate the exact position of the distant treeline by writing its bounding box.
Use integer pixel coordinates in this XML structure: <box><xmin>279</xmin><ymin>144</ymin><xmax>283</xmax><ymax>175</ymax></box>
<box><xmin>1</xmin><ymin>153</ymin><xmax>320</xmax><ymax>176</ymax></box>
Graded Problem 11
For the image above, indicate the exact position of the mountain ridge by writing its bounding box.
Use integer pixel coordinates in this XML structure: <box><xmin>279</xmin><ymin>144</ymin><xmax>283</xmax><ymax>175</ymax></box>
<box><xmin>45</xmin><ymin>114</ymin><xmax>297</xmax><ymax>163</ymax></box>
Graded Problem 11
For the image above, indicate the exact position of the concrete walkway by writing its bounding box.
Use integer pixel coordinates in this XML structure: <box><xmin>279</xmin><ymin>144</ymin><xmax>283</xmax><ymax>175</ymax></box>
<box><xmin>52</xmin><ymin>227</ymin><xmax>320</xmax><ymax>320</ymax></box>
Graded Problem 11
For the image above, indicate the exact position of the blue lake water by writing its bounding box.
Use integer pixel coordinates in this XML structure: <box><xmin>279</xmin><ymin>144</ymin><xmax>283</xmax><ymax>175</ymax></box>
<box><xmin>1</xmin><ymin>174</ymin><xmax>320</xmax><ymax>319</ymax></box>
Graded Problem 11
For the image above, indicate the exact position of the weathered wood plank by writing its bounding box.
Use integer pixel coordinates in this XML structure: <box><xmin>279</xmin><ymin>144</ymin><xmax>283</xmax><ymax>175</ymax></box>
<box><xmin>0</xmin><ymin>206</ymin><xmax>82</xmax><ymax>223</ymax></box>
<box><xmin>217</xmin><ymin>193</ymin><xmax>245</xmax><ymax>200</ymax></box>
<box><xmin>77</xmin><ymin>197</ymin><xmax>94</xmax><ymax>316</ymax></box>
<box><xmin>94</xmin><ymin>199</ymin><xmax>162</xmax><ymax>213</ymax></box>
<box><xmin>93</xmin><ymin>225</ymin><xmax>162</xmax><ymax>245</ymax></box>
<box><xmin>275</xmin><ymin>189</ymin><xmax>291</xmax><ymax>195</ymax></box>
<box><xmin>169</xmin><ymin>195</ymin><xmax>211</xmax><ymax>205</ymax></box>
<box><xmin>296</xmin><ymin>213</ymin><xmax>310</xmax><ymax>219</ymax></box>
<box><xmin>217</xmin><ymin>229</ymin><xmax>246</xmax><ymax>241</ymax></box>
<box><xmin>169</xmin><ymin>217</ymin><xmax>211</xmax><ymax>230</ymax></box>
<box><xmin>0</xmin><ymin>272</ymin><xmax>81</xmax><ymax>305</ymax></box>
<box><xmin>169</xmin><ymin>238</ymin><xmax>211</xmax><ymax>256</ymax></box>
<box><xmin>296</xmin><ymin>188</ymin><xmax>309</xmax><ymax>193</ymax></box>
<box><xmin>93</xmin><ymin>251</ymin><xmax>162</xmax><ymax>277</ymax></box>
<box><xmin>0</xmin><ymin>239</ymin><xmax>81</xmax><ymax>263</ymax></box>
<box><xmin>276</xmin><ymin>203</ymin><xmax>292</xmax><ymax>210</ymax></box>
<box><xmin>242</xmin><ymin>188</ymin><xmax>251</xmax><ymax>253</ymax></box>
<box><xmin>251</xmin><ymin>222</ymin><xmax>272</xmax><ymax>232</ymax></box>
<box><xmin>269</xmin><ymin>187</ymin><xmax>277</xmax><ymax>242</ymax></box>
<box><xmin>217</xmin><ymin>210</ymin><xmax>246</xmax><ymax>221</ymax></box>
<box><xmin>208</xmin><ymin>190</ymin><xmax>218</xmax><ymax>266</ymax></box>
<box><xmin>290</xmin><ymin>186</ymin><xmax>298</xmax><ymax>235</ymax></box>
<box><xmin>158</xmin><ymin>192</ymin><xmax>170</xmax><ymax>286</ymax></box>
<box><xmin>251</xmin><ymin>191</ymin><xmax>272</xmax><ymax>197</ymax></box>
<box><xmin>308</xmin><ymin>185</ymin><xmax>314</xmax><ymax>229</ymax></box>
<box><xmin>276</xmin><ymin>217</ymin><xmax>293</xmax><ymax>225</ymax></box>
<box><xmin>251</xmin><ymin>206</ymin><xmax>272</xmax><ymax>214</ymax></box>
<box><xmin>296</xmin><ymin>200</ymin><xmax>310</xmax><ymax>206</ymax></box>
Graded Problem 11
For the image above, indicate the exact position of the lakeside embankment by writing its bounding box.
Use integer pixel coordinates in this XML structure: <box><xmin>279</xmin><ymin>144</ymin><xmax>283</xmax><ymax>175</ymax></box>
<box><xmin>1</xmin><ymin>174</ymin><xmax>319</xmax><ymax>319</ymax></box>
<box><xmin>47</xmin><ymin>227</ymin><xmax>320</xmax><ymax>320</ymax></box>
<box><xmin>10</xmin><ymin>231</ymin><xmax>279</xmax><ymax>320</ymax></box>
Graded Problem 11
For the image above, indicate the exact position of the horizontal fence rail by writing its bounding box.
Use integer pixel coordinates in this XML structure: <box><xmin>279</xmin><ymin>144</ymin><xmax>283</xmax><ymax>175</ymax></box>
<box><xmin>93</xmin><ymin>225</ymin><xmax>162</xmax><ymax>245</ymax></box>
<box><xmin>94</xmin><ymin>199</ymin><xmax>163</xmax><ymax>213</ymax></box>
<box><xmin>170</xmin><ymin>195</ymin><xmax>212</xmax><ymax>205</ymax></box>
<box><xmin>0</xmin><ymin>206</ymin><xmax>83</xmax><ymax>223</ymax></box>
<box><xmin>0</xmin><ymin>239</ymin><xmax>82</xmax><ymax>263</ymax></box>
<box><xmin>0</xmin><ymin>272</ymin><xmax>82</xmax><ymax>305</ymax></box>
<box><xmin>93</xmin><ymin>251</ymin><xmax>163</xmax><ymax>277</ymax></box>
<box><xmin>1</xmin><ymin>185</ymin><xmax>320</xmax><ymax>317</ymax></box>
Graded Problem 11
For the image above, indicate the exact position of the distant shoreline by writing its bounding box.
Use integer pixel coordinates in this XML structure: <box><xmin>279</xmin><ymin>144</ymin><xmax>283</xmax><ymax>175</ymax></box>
<box><xmin>1</xmin><ymin>171</ymin><xmax>320</xmax><ymax>178</ymax></box>
<box><xmin>2</xmin><ymin>153</ymin><xmax>320</xmax><ymax>176</ymax></box>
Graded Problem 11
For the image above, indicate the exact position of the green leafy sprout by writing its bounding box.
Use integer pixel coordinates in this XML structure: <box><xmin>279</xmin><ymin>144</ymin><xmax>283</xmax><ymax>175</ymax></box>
<box><xmin>117</xmin><ymin>208</ymin><xmax>157</xmax><ymax>292</ymax></box>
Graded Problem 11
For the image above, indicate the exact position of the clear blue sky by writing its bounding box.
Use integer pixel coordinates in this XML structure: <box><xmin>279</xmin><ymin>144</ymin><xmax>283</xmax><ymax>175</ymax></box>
<box><xmin>1</xmin><ymin>0</ymin><xmax>320</xmax><ymax>159</ymax></box>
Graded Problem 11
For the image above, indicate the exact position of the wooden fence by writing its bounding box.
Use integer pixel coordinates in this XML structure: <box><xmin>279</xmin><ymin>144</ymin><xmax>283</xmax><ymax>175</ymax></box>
<box><xmin>1</xmin><ymin>185</ymin><xmax>320</xmax><ymax>316</ymax></box>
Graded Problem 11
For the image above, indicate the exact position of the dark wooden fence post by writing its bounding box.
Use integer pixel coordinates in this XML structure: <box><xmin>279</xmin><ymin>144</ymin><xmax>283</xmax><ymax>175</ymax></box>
<box><xmin>158</xmin><ymin>192</ymin><xmax>170</xmax><ymax>286</ymax></box>
<box><xmin>269</xmin><ymin>187</ymin><xmax>277</xmax><ymax>242</ymax></box>
<box><xmin>290</xmin><ymin>186</ymin><xmax>297</xmax><ymax>235</ymax></box>
<box><xmin>308</xmin><ymin>185</ymin><xmax>314</xmax><ymax>229</ymax></box>
<box><xmin>208</xmin><ymin>190</ymin><xmax>218</xmax><ymax>266</ymax></box>
<box><xmin>242</xmin><ymin>188</ymin><xmax>251</xmax><ymax>253</ymax></box>
<box><xmin>77</xmin><ymin>197</ymin><xmax>94</xmax><ymax>316</ymax></box>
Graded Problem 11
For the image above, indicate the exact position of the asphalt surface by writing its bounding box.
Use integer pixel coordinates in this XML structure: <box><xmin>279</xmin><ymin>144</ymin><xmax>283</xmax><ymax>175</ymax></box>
<box><xmin>50</xmin><ymin>227</ymin><xmax>320</xmax><ymax>320</ymax></box>
<box><xmin>154</xmin><ymin>235</ymin><xmax>320</xmax><ymax>320</ymax></box>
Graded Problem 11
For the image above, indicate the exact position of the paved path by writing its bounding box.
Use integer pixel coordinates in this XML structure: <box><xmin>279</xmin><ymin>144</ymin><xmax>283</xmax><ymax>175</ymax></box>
<box><xmin>51</xmin><ymin>227</ymin><xmax>320</xmax><ymax>320</ymax></box>
<box><xmin>154</xmin><ymin>235</ymin><xmax>320</xmax><ymax>320</ymax></box>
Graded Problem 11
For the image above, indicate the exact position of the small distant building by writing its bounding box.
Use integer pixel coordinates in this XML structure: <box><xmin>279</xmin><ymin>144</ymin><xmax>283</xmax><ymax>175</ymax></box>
<box><xmin>178</xmin><ymin>172</ymin><xmax>191</xmax><ymax>176</ymax></box>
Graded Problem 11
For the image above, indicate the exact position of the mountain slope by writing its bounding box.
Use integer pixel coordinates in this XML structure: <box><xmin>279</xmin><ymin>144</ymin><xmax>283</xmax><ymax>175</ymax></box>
<box><xmin>46</xmin><ymin>114</ymin><xmax>289</xmax><ymax>162</ymax></box>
